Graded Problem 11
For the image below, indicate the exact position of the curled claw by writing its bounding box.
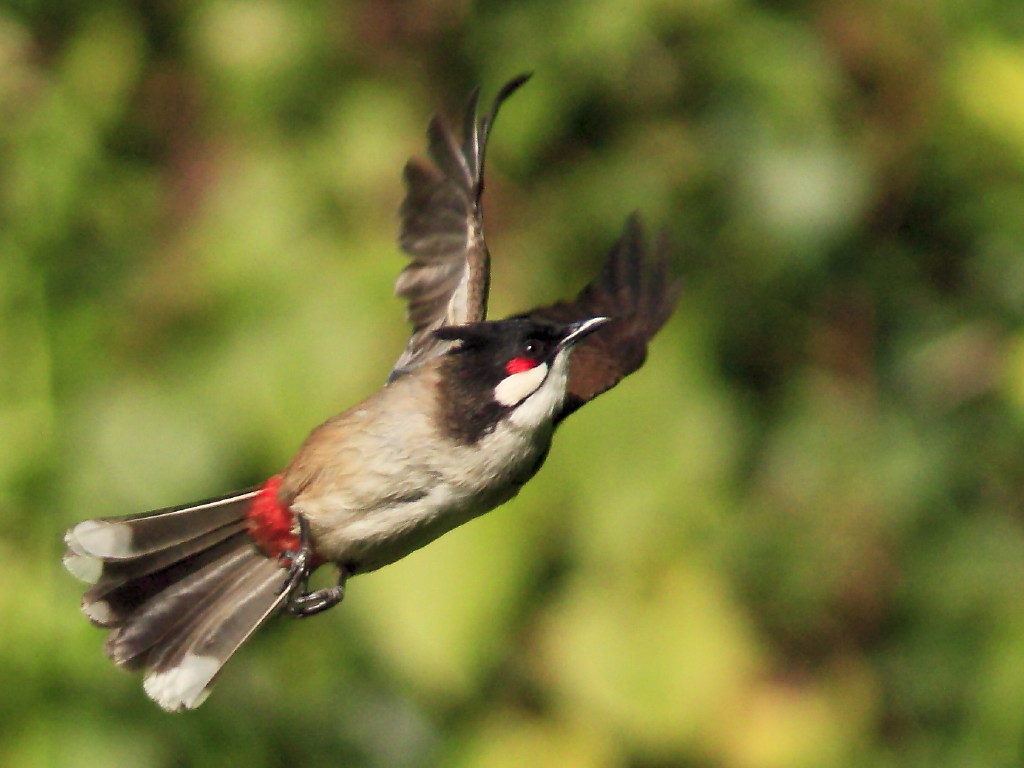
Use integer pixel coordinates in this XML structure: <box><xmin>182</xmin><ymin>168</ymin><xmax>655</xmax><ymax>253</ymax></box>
<box><xmin>278</xmin><ymin>515</ymin><xmax>347</xmax><ymax>618</ymax></box>
<box><xmin>286</xmin><ymin>582</ymin><xmax>346</xmax><ymax>617</ymax></box>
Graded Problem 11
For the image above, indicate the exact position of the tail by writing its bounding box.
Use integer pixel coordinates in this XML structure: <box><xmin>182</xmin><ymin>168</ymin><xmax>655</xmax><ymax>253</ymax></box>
<box><xmin>63</xmin><ymin>486</ymin><xmax>292</xmax><ymax>711</ymax></box>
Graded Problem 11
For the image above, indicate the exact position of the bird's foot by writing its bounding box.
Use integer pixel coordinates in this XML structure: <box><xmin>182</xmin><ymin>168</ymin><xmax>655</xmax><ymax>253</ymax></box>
<box><xmin>287</xmin><ymin>582</ymin><xmax>346</xmax><ymax>617</ymax></box>
<box><xmin>279</xmin><ymin>514</ymin><xmax>347</xmax><ymax>618</ymax></box>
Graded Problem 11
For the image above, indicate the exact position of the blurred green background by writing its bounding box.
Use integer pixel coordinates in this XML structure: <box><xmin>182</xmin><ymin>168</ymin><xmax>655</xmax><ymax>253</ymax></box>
<box><xmin>3</xmin><ymin>0</ymin><xmax>1024</xmax><ymax>766</ymax></box>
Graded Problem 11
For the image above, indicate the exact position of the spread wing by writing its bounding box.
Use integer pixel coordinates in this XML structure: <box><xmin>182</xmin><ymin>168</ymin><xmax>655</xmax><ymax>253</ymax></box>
<box><xmin>527</xmin><ymin>214</ymin><xmax>681</xmax><ymax>423</ymax></box>
<box><xmin>389</xmin><ymin>74</ymin><xmax>531</xmax><ymax>380</ymax></box>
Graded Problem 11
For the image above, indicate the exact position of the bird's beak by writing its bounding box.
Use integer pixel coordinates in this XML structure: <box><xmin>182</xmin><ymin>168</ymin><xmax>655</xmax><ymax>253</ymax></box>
<box><xmin>558</xmin><ymin>316</ymin><xmax>611</xmax><ymax>350</ymax></box>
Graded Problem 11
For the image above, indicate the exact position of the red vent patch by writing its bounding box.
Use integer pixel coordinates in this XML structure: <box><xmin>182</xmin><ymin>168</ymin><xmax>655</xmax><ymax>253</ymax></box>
<box><xmin>246</xmin><ymin>475</ymin><xmax>299</xmax><ymax>561</ymax></box>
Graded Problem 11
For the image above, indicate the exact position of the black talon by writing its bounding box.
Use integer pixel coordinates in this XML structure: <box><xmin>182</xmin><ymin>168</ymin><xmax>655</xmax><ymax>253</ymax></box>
<box><xmin>279</xmin><ymin>514</ymin><xmax>348</xmax><ymax>618</ymax></box>
<box><xmin>286</xmin><ymin>579</ymin><xmax>346</xmax><ymax>617</ymax></box>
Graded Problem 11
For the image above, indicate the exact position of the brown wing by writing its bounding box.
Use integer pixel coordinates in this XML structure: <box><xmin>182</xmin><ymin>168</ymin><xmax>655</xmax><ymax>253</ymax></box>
<box><xmin>389</xmin><ymin>74</ymin><xmax>531</xmax><ymax>379</ymax></box>
<box><xmin>527</xmin><ymin>214</ymin><xmax>681</xmax><ymax>423</ymax></box>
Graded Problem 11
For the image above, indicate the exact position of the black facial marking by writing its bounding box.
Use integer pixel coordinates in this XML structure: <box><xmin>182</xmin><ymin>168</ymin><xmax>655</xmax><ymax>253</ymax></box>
<box><xmin>433</xmin><ymin>318</ymin><xmax>568</xmax><ymax>445</ymax></box>
<box><xmin>436</xmin><ymin>350</ymin><xmax>508</xmax><ymax>445</ymax></box>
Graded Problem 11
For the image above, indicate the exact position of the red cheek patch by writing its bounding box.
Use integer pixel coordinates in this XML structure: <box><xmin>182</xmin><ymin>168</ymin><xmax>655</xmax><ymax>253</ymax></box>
<box><xmin>505</xmin><ymin>357</ymin><xmax>538</xmax><ymax>375</ymax></box>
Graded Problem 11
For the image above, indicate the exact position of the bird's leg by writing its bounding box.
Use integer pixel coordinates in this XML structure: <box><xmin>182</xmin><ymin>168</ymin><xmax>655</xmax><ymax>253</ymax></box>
<box><xmin>279</xmin><ymin>514</ymin><xmax>347</xmax><ymax>618</ymax></box>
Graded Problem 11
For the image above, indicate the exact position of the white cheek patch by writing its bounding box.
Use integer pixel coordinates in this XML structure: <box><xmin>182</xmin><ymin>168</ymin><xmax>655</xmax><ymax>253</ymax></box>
<box><xmin>494</xmin><ymin>362</ymin><xmax>549</xmax><ymax>407</ymax></box>
<box><xmin>507</xmin><ymin>352</ymin><xmax>571</xmax><ymax>430</ymax></box>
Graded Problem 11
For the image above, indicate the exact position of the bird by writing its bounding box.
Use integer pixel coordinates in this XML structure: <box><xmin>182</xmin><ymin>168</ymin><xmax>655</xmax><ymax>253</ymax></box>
<box><xmin>63</xmin><ymin>74</ymin><xmax>681</xmax><ymax>712</ymax></box>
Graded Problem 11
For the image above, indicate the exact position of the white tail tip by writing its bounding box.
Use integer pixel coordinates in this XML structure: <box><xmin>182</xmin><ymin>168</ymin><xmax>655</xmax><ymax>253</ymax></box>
<box><xmin>67</xmin><ymin>519</ymin><xmax>134</xmax><ymax>558</ymax></box>
<box><xmin>143</xmin><ymin>654</ymin><xmax>221</xmax><ymax>712</ymax></box>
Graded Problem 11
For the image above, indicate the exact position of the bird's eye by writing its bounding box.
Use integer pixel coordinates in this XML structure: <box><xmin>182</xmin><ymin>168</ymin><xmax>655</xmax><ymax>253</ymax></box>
<box><xmin>522</xmin><ymin>339</ymin><xmax>549</xmax><ymax>358</ymax></box>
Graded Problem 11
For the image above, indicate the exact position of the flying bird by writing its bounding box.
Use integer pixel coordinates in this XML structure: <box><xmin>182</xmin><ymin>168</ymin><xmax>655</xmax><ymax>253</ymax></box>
<box><xmin>63</xmin><ymin>74</ymin><xmax>680</xmax><ymax>711</ymax></box>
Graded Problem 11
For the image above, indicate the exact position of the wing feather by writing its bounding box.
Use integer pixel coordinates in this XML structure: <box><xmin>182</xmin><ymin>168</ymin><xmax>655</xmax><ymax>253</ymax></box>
<box><xmin>527</xmin><ymin>214</ymin><xmax>681</xmax><ymax>422</ymax></box>
<box><xmin>390</xmin><ymin>74</ymin><xmax>532</xmax><ymax>379</ymax></box>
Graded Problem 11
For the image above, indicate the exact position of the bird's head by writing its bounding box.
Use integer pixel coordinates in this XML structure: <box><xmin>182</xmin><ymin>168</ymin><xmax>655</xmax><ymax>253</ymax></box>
<box><xmin>434</xmin><ymin>316</ymin><xmax>609</xmax><ymax>442</ymax></box>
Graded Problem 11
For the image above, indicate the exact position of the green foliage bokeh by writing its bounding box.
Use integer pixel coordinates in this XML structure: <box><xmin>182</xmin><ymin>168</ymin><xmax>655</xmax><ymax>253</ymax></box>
<box><xmin>3</xmin><ymin>1</ymin><xmax>1024</xmax><ymax>766</ymax></box>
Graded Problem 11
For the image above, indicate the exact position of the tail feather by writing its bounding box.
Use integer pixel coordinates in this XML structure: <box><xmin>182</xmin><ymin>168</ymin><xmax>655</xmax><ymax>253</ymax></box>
<box><xmin>104</xmin><ymin>535</ymin><xmax>257</xmax><ymax>667</ymax></box>
<box><xmin>66</xmin><ymin>488</ymin><xmax>260</xmax><ymax>560</ymax></box>
<box><xmin>79</xmin><ymin>523</ymin><xmax>249</xmax><ymax>628</ymax></box>
<box><xmin>143</xmin><ymin>558</ymin><xmax>290</xmax><ymax>711</ymax></box>
<box><xmin>64</xmin><ymin>487</ymin><xmax>292</xmax><ymax>711</ymax></box>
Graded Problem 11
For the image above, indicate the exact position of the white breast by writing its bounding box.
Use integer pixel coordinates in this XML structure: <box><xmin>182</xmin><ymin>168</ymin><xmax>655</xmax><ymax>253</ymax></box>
<box><xmin>293</xmin><ymin>351</ymin><xmax>570</xmax><ymax>572</ymax></box>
